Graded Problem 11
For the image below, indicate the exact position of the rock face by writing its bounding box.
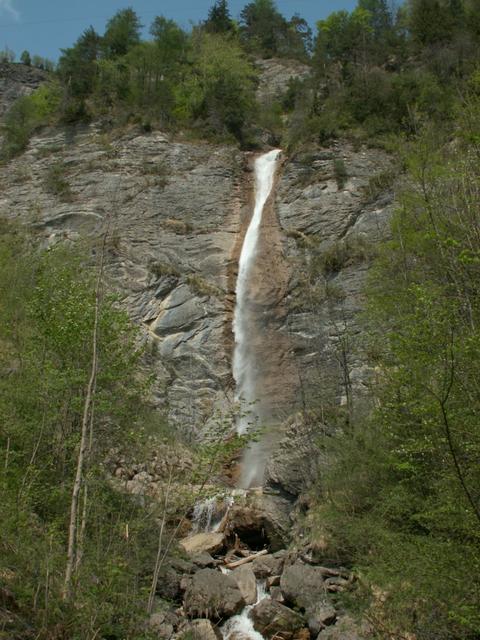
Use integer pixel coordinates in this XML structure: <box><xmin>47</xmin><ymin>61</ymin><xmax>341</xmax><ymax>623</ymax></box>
<box><xmin>184</xmin><ymin>569</ymin><xmax>245</xmax><ymax>620</ymax></box>
<box><xmin>256</xmin><ymin>58</ymin><xmax>310</xmax><ymax>104</ymax></box>
<box><xmin>0</xmin><ymin>62</ymin><xmax>47</xmax><ymax>116</ymax></box>
<box><xmin>0</xmin><ymin>110</ymin><xmax>394</xmax><ymax>481</ymax></box>
<box><xmin>0</xmin><ymin>124</ymin><xmax>247</xmax><ymax>435</ymax></box>
<box><xmin>226</xmin><ymin>493</ymin><xmax>293</xmax><ymax>551</ymax></box>
<box><xmin>251</xmin><ymin>599</ymin><xmax>305</xmax><ymax>639</ymax></box>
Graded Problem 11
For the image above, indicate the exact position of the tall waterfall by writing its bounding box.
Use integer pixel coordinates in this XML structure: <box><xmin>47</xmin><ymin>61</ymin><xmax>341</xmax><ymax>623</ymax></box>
<box><xmin>232</xmin><ymin>149</ymin><xmax>281</xmax><ymax>485</ymax></box>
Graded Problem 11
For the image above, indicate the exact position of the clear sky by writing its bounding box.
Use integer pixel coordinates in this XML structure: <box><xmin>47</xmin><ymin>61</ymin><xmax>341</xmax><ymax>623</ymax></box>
<box><xmin>0</xmin><ymin>0</ymin><xmax>357</xmax><ymax>61</ymax></box>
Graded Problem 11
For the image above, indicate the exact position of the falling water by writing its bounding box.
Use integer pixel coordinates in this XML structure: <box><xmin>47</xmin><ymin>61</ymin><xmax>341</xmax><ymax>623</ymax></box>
<box><xmin>233</xmin><ymin>149</ymin><xmax>281</xmax><ymax>487</ymax></box>
<box><xmin>222</xmin><ymin>578</ymin><xmax>270</xmax><ymax>640</ymax></box>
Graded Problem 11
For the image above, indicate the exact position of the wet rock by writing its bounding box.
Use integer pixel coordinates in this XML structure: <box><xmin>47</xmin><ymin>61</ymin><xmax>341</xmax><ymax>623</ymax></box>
<box><xmin>227</xmin><ymin>494</ymin><xmax>293</xmax><ymax>552</ymax></box>
<box><xmin>184</xmin><ymin>569</ymin><xmax>245</xmax><ymax>621</ymax></box>
<box><xmin>171</xmin><ymin>556</ymin><xmax>197</xmax><ymax>575</ymax></box>
<box><xmin>251</xmin><ymin>599</ymin><xmax>305</xmax><ymax>640</ymax></box>
<box><xmin>232</xmin><ymin>565</ymin><xmax>257</xmax><ymax>605</ymax></box>
<box><xmin>180</xmin><ymin>532</ymin><xmax>225</xmax><ymax>556</ymax></box>
<box><xmin>270</xmin><ymin>587</ymin><xmax>285</xmax><ymax>603</ymax></box>
<box><xmin>186</xmin><ymin>619</ymin><xmax>222</xmax><ymax>640</ymax></box>
<box><xmin>266</xmin><ymin>575</ymin><xmax>280</xmax><ymax>589</ymax></box>
<box><xmin>265</xmin><ymin>415</ymin><xmax>327</xmax><ymax>497</ymax></box>
<box><xmin>280</xmin><ymin>562</ymin><xmax>325</xmax><ymax>611</ymax></box>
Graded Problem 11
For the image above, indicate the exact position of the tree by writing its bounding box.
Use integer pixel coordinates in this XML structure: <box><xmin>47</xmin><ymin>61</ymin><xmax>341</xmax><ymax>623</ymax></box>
<box><xmin>239</xmin><ymin>0</ymin><xmax>288</xmax><ymax>56</ymax></box>
<box><xmin>175</xmin><ymin>33</ymin><xmax>256</xmax><ymax>141</ymax></box>
<box><xmin>0</xmin><ymin>46</ymin><xmax>15</xmax><ymax>63</ymax></box>
<box><xmin>20</xmin><ymin>50</ymin><xmax>31</xmax><ymax>66</ymax></box>
<box><xmin>408</xmin><ymin>0</ymin><xmax>453</xmax><ymax>46</ymax></box>
<box><xmin>58</xmin><ymin>26</ymin><xmax>102</xmax><ymax>99</ymax></box>
<box><xmin>103</xmin><ymin>7</ymin><xmax>142</xmax><ymax>59</ymax></box>
<box><xmin>358</xmin><ymin>0</ymin><xmax>393</xmax><ymax>37</ymax></box>
<box><xmin>315</xmin><ymin>8</ymin><xmax>374</xmax><ymax>66</ymax></box>
<box><xmin>150</xmin><ymin>15</ymin><xmax>188</xmax><ymax>71</ymax></box>
<box><xmin>204</xmin><ymin>0</ymin><xmax>235</xmax><ymax>33</ymax></box>
<box><xmin>0</xmin><ymin>225</ymin><xmax>161</xmax><ymax>637</ymax></box>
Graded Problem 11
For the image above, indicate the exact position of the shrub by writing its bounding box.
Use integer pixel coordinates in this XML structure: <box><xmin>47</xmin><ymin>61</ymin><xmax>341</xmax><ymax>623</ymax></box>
<box><xmin>43</xmin><ymin>161</ymin><xmax>73</xmax><ymax>201</ymax></box>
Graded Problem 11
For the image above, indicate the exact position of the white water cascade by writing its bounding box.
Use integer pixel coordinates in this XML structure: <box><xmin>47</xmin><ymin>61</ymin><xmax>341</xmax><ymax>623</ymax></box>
<box><xmin>232</xmin><ymin>150</ymin><xmax>281</xmax><ymax>485</ymax></box>
<box><xmin>222</xmin><ymin>578</ymin><xmax>270</xmax><ymax>640</ymax></box>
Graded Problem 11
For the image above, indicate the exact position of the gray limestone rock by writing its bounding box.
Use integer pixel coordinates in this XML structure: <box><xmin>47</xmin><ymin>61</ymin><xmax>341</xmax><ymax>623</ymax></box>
<box><xmin>186</xmin><ymin>619</ymin><xmax>222</xmax><ymax>640</ymax></box>
<box><xmin>251</xmin><ymin>599</ymin><xmax>306</xmax><ymax>640</ymax></box>
<box><xmin>318</xmin><ymin>616</ymin><xmax>372</xmax><ymax>640</ymax></box>
<box><xmin>280</xmin><ymin>561</ymin><xmax>326</xmax><ymax>611</ymax></box>
<box><xmin>183</xmin><ymin>569</ymin><xmax>245</xmax><ymax>621</ymax></box>
<box><xmin>232</xmin><ymin>565</ymin><xmax>257</xmax><ymax>605</ymax></box>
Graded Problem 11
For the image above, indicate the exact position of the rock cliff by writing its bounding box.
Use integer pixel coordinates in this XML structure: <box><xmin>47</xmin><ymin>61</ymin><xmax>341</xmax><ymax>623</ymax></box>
<box><xmin>0</xmin><ymin>62</ymin><xmax>48</xmax><ymax>116</ymax></box>
<box><xmin>0</xmin><ymin>59</ymin><xmax>395</xmax><ymax>471</ymax></box>
<box><xmin>0</xmin><ymin>122</ymin><xmax>393</xmax><ymax>446</ymax></box>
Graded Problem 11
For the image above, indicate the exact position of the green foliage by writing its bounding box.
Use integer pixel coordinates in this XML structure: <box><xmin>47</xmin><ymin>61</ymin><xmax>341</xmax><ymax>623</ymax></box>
<box><xmin>20</xmin><ymin>50</ymin><xmax>31</xmax><ymax>66</ymax></box>
<box><xmin>311</xmin><ymin>115</ymin><xmax>480</xmax><ymax>638</ymax></box>
<box><xmin>175</xmin><ymin>32</ymin><xmax>256</xmax><ymax>142</ymax></box>
<box><xmin>0</xmin><ymin>227</ymin><xmax>163</xmax><ymax>637</ymax></box>
<box><xmin>239</xmin><ymin>0</ymin><xmax>310</xmax><ymax>59</ymax></box>
<box><xmin>1</xmin><ymin>83</ymin><xmax>61</xmax><ymax>159</ymax></box>
<box><xmin>204</xmin><ymin>0</ymin><xmax>235</xmax><ymax>34</ymax></box>
<box><xmin>0</xmin><ymin>46</ymin><xmax>15</xmax><ymax>63</ymax></box>
<box><xmin>333</xmin><ymin>157</ymin><xmax>348</xmax><ymax>189</ymax></box>
<box><xmin>43</xmin><ymin>161</ymin><xmax>73</xmax><ymax>201</ymax></box>
<box><xmin>103</xmin><ymin>7</ymin><xmax>142</xmax><ymax>59</ymax></box>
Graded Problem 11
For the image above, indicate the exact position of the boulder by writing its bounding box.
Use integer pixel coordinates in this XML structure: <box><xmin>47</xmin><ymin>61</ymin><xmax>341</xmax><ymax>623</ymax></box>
<box><xmin>270</xmin><ymin>587</ymin><xmax>285</xmax><ymax>603</ymax></box>
<box><xmin>184</xmin><ymin>569</ymin><xmax>245</xmax><ymax>621</ymax></box>
<box><xmin>251</xmin><ymin>599</ymin><xmax>306</xmax><ymax>640</ymax></box>
<box><xmin>148</xmin><ymin>612</ymin><xmax>174</xmax><ymax>639</ymax></box>
<box><xmin>186</xmin><ymin>619</ymin><xmax>222</xmax><ymax>640</ymax></box>
<box><xmin>266</xmin><ymin>575</ymin><xmax>280</xmax><ymax>589</ymax></box>
<box><xmin>318</xmin><ymin>616</ymin><xmax>371</xmax><ymax>640</ymax></box>
<box><xmin>192</xmin><ymin>552</ymin><xmax>217</xmax><ymax>568</ymax></box>
<box><xmin>155</xmin><ymin>566</ymin><xmax>183</xmax><ymax>602</ymax></box>
<box><xmin>252</xmin><ymin>554</ymin><xmax>285</xmax><ymax>579</ymax></box>
<box><xmin>280</xmin><ymin>562</ymin><xmax>325</xmax><ymax>611</ymax></box>
<box><xmin>307</xmin><ymin>602</ymin><xmax>337</xmax><ymax>635</ymax></box>
<box><xmin>180</xmin><ymin>532</ymin><xmax>225</xmax><ymax>556</ymax></box>
<box><xmin>232</xmin><ymin>565</ymin><xmax>257</xmax><ymax>605</ymax></box>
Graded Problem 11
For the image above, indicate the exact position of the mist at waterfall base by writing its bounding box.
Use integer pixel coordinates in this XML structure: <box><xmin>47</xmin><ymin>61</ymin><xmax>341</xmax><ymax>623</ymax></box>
<box><xmin>232</xmin><ymin>149</ymin><xmax>281</xmax><ymax>489</ymax></box>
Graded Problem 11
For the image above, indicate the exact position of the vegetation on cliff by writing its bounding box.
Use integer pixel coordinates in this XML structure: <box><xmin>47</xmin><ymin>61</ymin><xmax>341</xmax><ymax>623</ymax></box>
<box><xmin>307</xmin><ymin>79</ymin><xmax>480</xmax><ymax>640</ymax></box>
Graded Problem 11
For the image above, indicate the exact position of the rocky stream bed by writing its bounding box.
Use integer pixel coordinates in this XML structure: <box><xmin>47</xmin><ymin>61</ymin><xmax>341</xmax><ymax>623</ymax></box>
<box><xmin>146</xmin><ymin>492</ymin><xmax>370</xmax><ymax>640</ymax></box>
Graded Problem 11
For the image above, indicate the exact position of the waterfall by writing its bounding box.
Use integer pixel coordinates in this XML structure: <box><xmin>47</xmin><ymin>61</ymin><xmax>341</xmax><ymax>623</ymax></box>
<box><xmin>232</xmin><ymin>149</ymin><xmax>281</xmax><ymax>485</ymax></box>
<box><xmin>222</xmin><ymin>578</ymin><xmax>270</xmax><ymax>640</ymax></box>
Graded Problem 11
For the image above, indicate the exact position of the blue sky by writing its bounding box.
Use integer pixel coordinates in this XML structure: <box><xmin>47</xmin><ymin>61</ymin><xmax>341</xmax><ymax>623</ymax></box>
<box><xmin>0</xmin><ymin>0</ymin><xmax>357</xmax><ymax>61</ymax></box>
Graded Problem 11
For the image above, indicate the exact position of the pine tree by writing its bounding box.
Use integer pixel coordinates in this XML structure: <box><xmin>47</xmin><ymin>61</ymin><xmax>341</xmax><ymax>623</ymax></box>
<box><xmin>204</xmin><ymin>0</ymin><xmax>234</xmax><ymax>33</ymax></box>
<box><xmin>20</xmin><ymin>50</ymin><xmax>31</xmax><ymax>66</ymax></box>
<box><xmin>103</xmin><ymin>8</ymin><xmax>142</xmax><ymax>59</ymax></box>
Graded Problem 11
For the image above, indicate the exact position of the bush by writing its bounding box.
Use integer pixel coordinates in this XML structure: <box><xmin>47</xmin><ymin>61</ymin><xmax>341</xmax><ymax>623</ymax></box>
<box><xmin>1</xmin><ymin>83</ymin><xmax>61</xmax><ymax>160</ymax></box>
<box><xmin>43</xmin><ymin>161</ymin><xmax>73</xmax><ymax>201</ymax></box>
